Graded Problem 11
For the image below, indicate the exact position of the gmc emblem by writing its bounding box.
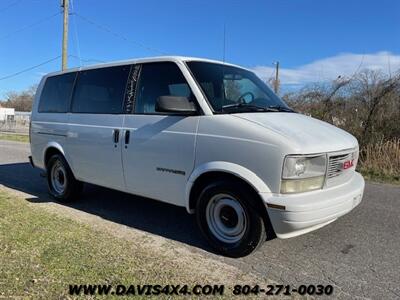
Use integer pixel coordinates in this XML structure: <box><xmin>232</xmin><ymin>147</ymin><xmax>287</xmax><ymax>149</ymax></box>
<box><xmin>343</xmin><ymin>160</ymin><xmax>354</xmax><ymax>170</ymax></box>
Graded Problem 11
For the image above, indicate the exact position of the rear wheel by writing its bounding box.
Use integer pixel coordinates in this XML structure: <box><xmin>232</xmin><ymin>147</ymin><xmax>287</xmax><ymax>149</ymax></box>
<box><xmin>196</xmin><ymin>180</ymin><xmax>267</xmax><ymax>257</ymax></box>
<box><xmin>46</xmin><ymin>154</ymin><xmax>82</xmax><ymax>202</ymax></box>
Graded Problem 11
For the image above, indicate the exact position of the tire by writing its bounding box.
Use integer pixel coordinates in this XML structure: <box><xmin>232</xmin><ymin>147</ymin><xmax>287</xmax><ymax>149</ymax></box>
<box><xmin>46</xmin><ymin>154</ymin><xmax>83</xmax><ymax>202</ymax></box>
<box><xmin>196</xmin><ymin>180</ymin><xmax>267</xmax><ymax>257</ymax></box>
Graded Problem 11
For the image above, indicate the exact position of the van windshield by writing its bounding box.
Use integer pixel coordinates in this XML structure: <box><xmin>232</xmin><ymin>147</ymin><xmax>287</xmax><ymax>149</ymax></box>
<box><xmin>187</xmin><ymin>61</ymin><xmax>293</xmax><ymax>114</ymax></box>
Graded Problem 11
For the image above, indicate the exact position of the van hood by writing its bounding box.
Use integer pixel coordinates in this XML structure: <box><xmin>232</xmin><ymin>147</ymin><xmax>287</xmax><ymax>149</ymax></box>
<box><xmin>232</xmin><ymin>112</ymin><xmax>358</xmax><ymax>153</ymax></box>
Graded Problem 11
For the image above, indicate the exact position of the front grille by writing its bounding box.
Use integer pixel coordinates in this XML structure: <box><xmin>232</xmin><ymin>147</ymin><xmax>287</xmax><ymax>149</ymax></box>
<box><xmin>328</xmin><ymin>153</ymin><xmax>353</xmax><ymax>178</ymax></box>
<box><xmin>326</xmin><ymin>149</ymin><xmax>357</xmax><ymax>187</ymax></box>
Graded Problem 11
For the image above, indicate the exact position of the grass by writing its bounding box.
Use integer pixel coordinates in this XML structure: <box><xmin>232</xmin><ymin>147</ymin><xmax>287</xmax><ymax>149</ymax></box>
<box><xmin>0</xmin><ymin>189</ymin><xmax>238</xmax><ymax>299</ymax></box>
<box><xmin>358</xmin><ymin>139</ymin><xmax>400</xmax><ymax>185</ymax></box>
<box><xmin>0</xmin><ymin>133</ymin><xmax>29</xmax><ymax>143</ymax></box>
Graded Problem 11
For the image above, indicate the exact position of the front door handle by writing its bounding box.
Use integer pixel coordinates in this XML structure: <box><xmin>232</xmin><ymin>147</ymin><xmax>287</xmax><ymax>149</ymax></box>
<box><xmin>113</xmin><ymin>129</ymin><xmax>120</xmax><ymax>143</ymax></box>
<box><xmin>125</xmin><ymin>130</ymin><xmax>130</xmax><ymax>145</ymax></box>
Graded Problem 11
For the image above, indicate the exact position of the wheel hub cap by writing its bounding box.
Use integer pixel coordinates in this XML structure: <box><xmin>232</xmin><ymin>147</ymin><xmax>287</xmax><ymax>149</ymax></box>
<box><xmin>219</xmin><ymin>206</ymin><xmax>239</xmax><ymax>228</ymax></box>
<box><xmin>50</xmin><ymin>162</ymin><xmax>67</xmax><ymax>195</ymax></box>
<box><xmin>206</xmin><ymin>194</ymin><xmax>247</xmax><ymax>244</ymax></box>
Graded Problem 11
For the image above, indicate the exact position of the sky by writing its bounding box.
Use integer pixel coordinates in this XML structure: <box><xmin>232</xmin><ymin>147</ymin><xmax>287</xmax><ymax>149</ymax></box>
<box><xmin>0</xmin><ymin>0</ymin><xmax>399</xmax><ymax>96</ymax></box>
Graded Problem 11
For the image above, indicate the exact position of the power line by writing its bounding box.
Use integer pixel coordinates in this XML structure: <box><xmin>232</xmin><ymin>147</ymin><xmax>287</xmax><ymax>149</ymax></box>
<box><xmin>268</xmin><ymin>67</ymin><xmax>275</xmax><ymax>79</ymax></box>
<box><xmin>0</xmin><ymin>11</ymin><xmax>61</xmax><ymax>41</ymax></box>
<box><xmin>69</xmin><ymin>54</ymin><xmax>105</xmax><ymax>63</ymax></box>
<box><xmin>0</xmin><ymin>54</ymin><xmax>106</xmax><ymax>82</ymax></box>
<box><xmin>0</xmin><ymin>56</ymin><xmax>61</xmax><ymax>81</ymax></box>
<box><xmin>0</xmin><ymin>0</ymin><xmax>21</xmax><ymax>14</ymax></box>
<box><xmin>353</xmin><ymin>53</ymin><xmax>365</xmax><ymax>76</ymax></box>
<box><xmin>74</xmin><ymin>12</ymin><xmax>166</xmax><ymax>55</ymax></box>
<box><xmin>347</xmin><ymin>53</ymin><xmax>365</xmax><ymax>81</ymax></box>
<box><xmin>70</xmin><ymin>0</ymin><xmax>82</xmax><ymax>67</ymax></box>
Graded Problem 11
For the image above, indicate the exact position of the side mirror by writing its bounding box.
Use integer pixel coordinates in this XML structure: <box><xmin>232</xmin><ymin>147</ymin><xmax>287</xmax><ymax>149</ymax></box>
<box><xmin>155</xmin><ymin>96</ymin><xmax>197</xmax><ymax>115</ymax></box>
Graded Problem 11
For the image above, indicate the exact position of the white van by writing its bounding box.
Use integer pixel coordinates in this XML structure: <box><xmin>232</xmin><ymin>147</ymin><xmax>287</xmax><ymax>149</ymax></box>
<box><xmin>30</xmin><ymin>56</ymin><xmax>365</xmax><ymax>257</ymax></box>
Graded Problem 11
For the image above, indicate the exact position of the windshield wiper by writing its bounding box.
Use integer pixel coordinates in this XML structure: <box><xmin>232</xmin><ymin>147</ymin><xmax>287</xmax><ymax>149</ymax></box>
<box><xmin>266</xmin><ymin>105</ymin><xmax>296</xmax><ymax>112</ymax></box>
<box><xmin>221</xmin><ymin>103</ymin><xmax>294</xmax><ymax>113</ymax></box>
<box><xmin>221</xmin><ymin>103</ymin><xmax>276</xmax><ymax>112</ymax></box>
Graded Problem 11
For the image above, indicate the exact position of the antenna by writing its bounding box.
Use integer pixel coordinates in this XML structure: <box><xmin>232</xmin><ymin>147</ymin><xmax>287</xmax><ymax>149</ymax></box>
<box><xmin>222</xmin><ymin>23</ymin><xmax>226</xmax><ymax>63</ymax></box>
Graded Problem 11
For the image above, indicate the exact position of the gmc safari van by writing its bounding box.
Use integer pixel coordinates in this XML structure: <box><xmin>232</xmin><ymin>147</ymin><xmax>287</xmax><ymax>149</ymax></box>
<box><xmin>30</xmin><ymin>56</ymin><xmax>365</xmax><ymax>257</ymax></box>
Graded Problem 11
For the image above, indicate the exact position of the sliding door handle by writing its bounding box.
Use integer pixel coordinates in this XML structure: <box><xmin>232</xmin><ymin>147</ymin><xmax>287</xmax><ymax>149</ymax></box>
<box><xmin>113</xmin><ymin>129</ymin><xmax>120</xmax><ymax>143</ymax></box>
<box><xmin>125</xmin><ymin>130</ymin><xmax>130</xmax><ymax>145</ymax></box>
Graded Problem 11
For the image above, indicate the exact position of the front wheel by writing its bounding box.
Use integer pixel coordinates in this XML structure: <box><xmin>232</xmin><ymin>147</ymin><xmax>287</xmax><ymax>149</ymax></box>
<box><xmin>196</xmin><ymin>180</ymin><xmax>267</xmax><ymax>257</ymax></box>
<box><xmin>46</xmin><ymin>154</ymin><xmax>82</xmax><ymax>202</ymax></box>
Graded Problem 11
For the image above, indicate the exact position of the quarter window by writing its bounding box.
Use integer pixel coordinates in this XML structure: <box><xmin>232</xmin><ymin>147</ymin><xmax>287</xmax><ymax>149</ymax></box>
<box><xmin>38</xmin><ymin>72</ymin><xmax>76</xmax><ymax>113</ymax></box>
<box><xmin>72</xmin><ymin>65</ymin><xmax>130</xmax><ymax>114</ymax></box>
<box><xmin>135</xmin><ymin>62</ymin><xmax>194</xmax><ymax>114</ymax></box>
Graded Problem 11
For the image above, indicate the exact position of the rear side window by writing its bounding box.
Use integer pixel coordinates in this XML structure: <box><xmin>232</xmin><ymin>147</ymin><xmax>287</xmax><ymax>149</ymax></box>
<box><xmin>135</xmin><ymin>62</ymin><xmax>193</xmax><ymax>114</ymax></box>
<box><xmin>72</xmin><ymin>65</ymin><xmax>130</xmax><ymax>114</ymax></box>
<box><xmin>38</xmin><ymin>72</ymin><xmax>76</xmax><ymax>113</ymax></box>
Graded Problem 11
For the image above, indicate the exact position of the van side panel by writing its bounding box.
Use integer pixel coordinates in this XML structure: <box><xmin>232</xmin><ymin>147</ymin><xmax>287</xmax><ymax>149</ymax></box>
<box><xmin>122</xmin><ymin>62</ymin><xmax>200</xmax><ymax>206</ymax></box>
<box><xmin>66</xmin><ymin>114</ymin><xmax>125</xmax><ymax>190</ymax></box>
<box><xmin>122</xmin><ymin>115</ymin><xmax>199</xmax><ymax>206</ymax></box>
<box><xmin>64</xmin><ymin>65</ymin><xmax>130</xmax><ymax>190</ymax></box>
<box><xmin>30</xmin><ymin>77</ymin><xmax>46</xmax><ymax>169</ymax></box>
<box><xmin>30</xmin><ymin>77</ymin><xmax>70</xmax><ymax>170</ymax></box>
<box><xmin>194</xmin><ymin>115</ymin><xmax>286</xmax><ymax>194</ymax></box>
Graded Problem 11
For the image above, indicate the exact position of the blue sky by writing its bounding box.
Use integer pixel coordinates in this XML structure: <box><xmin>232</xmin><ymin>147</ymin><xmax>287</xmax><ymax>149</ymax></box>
<box><xmin>1</xmin><ymin>0</ymin><xmax>399</xmax><ymax>96</ymax></box>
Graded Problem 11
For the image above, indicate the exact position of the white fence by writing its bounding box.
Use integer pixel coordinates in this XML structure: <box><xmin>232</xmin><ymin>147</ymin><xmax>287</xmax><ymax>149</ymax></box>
<box><xmin>0</xmin><ymin>111</ymin><xmax>30</xmax><ymax>135</ymax></box>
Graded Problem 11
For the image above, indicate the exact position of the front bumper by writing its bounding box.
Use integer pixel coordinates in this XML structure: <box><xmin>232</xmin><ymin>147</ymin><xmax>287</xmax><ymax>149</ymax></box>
<box><xmin>260</xmin><ymin>172</ymin><xmax>365</xmax><ymax>239</ymax></box>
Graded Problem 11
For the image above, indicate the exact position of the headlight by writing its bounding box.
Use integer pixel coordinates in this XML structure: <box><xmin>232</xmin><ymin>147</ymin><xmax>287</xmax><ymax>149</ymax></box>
<box><xmin>281</xmin><ymin>154</ymin><xmax>327</xmax><ymax>193</ymax></box>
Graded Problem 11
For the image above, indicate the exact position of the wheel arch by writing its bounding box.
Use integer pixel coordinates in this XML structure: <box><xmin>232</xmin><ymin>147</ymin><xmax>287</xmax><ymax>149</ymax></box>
<box><xmin>43</xmin><ymin>142</ymin><xmax>66</xmax><ymax>168</ymax></box>
<box><xmin>186</xmin><ymin>161</ymin><xmax>272</xmax><ymax>214</ymax></box>
<box><xmin>186</xmin><ymin>162</ymin><xmax>275</xmax><ymax>238</ymax></box>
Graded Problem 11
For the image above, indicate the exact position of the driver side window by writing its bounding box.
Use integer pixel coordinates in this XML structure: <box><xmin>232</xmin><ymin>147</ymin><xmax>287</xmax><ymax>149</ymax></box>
<box><xmin>134</xmin><ymin>62</ymin><xmax>194</xmax><ymax>114</ymax></box>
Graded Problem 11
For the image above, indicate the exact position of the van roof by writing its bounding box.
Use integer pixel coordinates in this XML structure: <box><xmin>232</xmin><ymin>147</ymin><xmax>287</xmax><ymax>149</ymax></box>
<box><xmin>45</xmin><ymin>56</ymin><xmax>248</xmax><ymax>78</ymax></box>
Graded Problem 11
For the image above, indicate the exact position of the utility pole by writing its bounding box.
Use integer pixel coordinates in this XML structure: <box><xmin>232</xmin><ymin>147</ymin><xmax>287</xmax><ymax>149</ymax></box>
<box><xmin>274</xmin><ymin>61</ymin><xmax>280</xmax><ymax>94</ymax></box>
<box><xmin>61</xmin><ymin>0</ymin><xmax>69</xmax><ymax>71</ymax></box>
